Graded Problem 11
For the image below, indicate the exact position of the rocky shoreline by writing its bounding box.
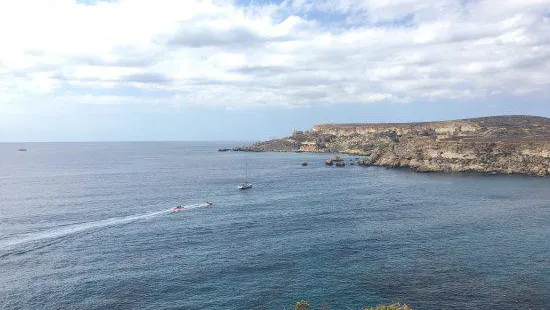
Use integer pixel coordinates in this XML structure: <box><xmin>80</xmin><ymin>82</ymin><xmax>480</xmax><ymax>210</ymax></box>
<box><xmin>235</xmin><ymin>115</ymin><xmax>550</xmax><ymax>176</ymax></box>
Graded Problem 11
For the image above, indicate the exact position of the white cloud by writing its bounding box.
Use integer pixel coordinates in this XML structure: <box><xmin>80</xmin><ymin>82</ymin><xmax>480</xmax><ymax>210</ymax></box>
<box><xmin>0</xmin><ymin>0</ymin><xmax>549</xmax><ymax>109</ymax></box>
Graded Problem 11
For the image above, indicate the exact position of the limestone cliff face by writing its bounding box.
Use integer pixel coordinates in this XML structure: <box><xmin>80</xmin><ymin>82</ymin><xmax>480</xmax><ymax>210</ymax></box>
<box><xmin>240</xmin><ymin>115</ymin><xmax>550</xmax><ymax>176</ymax></box>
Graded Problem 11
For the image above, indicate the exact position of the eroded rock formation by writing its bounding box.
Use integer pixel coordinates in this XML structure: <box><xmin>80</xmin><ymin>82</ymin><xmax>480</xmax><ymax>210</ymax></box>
<box><xmin>237</xmin><ymin>115</ymin><xmax>550</xmax><ymax>176</ymax></box>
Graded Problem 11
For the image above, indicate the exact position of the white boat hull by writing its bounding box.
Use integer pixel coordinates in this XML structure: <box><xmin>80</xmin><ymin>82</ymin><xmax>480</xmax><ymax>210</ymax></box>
<box><xmin>237</xmin><ymin>183</ymin><xmax>252</xmax><ymax>189</ymax></box>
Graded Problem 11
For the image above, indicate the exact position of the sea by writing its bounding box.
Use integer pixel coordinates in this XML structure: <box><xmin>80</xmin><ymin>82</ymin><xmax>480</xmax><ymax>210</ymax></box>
<box><xmin>0</xmin><ymin>142</ymin><xmax>548</xmax><ymax>310</ymax></box>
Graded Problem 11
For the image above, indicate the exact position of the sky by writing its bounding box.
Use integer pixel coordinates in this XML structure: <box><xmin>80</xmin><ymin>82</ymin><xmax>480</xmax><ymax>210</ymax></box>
<box><xmin>0</xmin><ymin>0</ymin><xmax>549</xmax><ymax>141</ymax></box>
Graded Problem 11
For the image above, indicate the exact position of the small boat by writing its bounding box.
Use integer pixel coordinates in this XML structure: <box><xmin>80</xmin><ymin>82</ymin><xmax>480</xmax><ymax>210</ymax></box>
<box><xmin>17</xmin><ymin>148</ymin><xmax>27</xmax><ymax>152</ymax></box>
<box><xmin>237</xmin><ymin>183</ymin><xmax>252</xmax><ymax>190</ymax></box>
<box><xmin>206</xmin><ymin>201</ymin><xmax>214</xmax><ymax>206</ymax></box>
<box><xmin>238</xmin><ymin>156</ymin><xmax>252</xmax><ymax>190</ymax></box>
<box><xmin>171</xmin><ymin>206</ymin><xmax>185</xmax><ymax>212</ymax></box>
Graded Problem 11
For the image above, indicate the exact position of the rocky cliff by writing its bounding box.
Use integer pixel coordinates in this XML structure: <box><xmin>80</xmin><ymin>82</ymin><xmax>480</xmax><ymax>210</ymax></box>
<box><xmin>238</xmin><ymin>115</ymin><xmax>550</xmax><ymax>176</ymax></box>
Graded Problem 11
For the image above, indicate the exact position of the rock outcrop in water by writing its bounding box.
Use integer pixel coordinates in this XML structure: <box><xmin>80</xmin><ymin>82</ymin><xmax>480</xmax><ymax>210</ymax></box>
<box><xmin>237</xmin><ymin>115</ymin><xmax>550</xmax><ymax>176</ymax></box>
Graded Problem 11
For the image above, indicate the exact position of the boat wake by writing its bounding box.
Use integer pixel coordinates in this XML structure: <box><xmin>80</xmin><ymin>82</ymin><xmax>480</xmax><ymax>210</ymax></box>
<box><xmin>0</xmin><ymin>203</ymin><xmax>211</xmax><ymax>257</ymax></box>
<box><xmin>175</xmin><ymin>202</ymin><xmax>212</xmax><ymax>210</ymax></box>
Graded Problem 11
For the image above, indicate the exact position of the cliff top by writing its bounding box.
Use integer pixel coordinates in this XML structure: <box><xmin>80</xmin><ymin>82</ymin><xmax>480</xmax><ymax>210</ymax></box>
<box><xmin>313</xmin><ymin>115</ymin><xmax>550</xmax><ymax>128</ymax></box>
<box><xmin>311</xmin><ymin>115</ymin><xmax>550</xmax><ymax>143</ymax></box>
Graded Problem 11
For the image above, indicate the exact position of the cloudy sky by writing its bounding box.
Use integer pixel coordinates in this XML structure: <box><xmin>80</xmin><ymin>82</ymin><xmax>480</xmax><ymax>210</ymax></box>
<box><xmin>1</xmin><ymin>0</ymin><xmax>549</xmax><ymax>141</ymax></box>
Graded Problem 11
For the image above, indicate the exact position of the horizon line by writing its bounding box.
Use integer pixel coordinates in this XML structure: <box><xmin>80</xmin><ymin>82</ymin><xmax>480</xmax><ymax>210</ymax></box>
<box><xmin>0</xmin><ymin>140</ymin><xmax>257</xmax><ymax>144</ymax></box>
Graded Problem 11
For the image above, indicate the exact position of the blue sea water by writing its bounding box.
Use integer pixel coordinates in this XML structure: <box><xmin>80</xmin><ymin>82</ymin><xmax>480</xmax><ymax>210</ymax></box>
<box><xmin>0</xmin><ymin>142</ymin><xmax>548</xmax><ymax>310</ymax></box>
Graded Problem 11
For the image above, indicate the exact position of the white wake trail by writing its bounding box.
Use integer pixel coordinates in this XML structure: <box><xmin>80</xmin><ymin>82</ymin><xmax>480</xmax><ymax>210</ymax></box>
<box><xmin>0</xmin><ymin>203</ymin><xmax>211</xmax><ymax>254</ymax></box>
<box><xmin>0</xmin><ymin>210</ymin><xmax>168</xmax><ymax>252</ymax></box>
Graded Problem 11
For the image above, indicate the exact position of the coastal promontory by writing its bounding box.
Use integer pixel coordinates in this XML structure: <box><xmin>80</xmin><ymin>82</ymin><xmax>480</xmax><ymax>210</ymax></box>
<box><xmin>238</xmin><ymin>115</ymin><xmax>550</xmax><ymax>176</ymax></box>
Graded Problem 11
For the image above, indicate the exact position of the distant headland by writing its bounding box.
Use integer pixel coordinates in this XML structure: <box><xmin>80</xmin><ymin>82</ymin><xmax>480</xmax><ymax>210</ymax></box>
<box><xmin>235</xmin><ymin>115</ymin><xmax>550</xmax><ymax>176</ymax></box>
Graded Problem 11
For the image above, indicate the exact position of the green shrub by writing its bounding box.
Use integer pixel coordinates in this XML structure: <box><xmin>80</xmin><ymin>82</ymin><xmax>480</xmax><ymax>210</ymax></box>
<box><xmin>295</xmin><ymin>300</ymin><xmax>311</xmax><ymax>310</ymax></box>
<box><xmin>292</xmin><ymin>300</ymin><xmax>412</xmax><ymax>310</ymax></box>
<box><xmin>364</xmin><ymin>303</ymin><xmax>413</xmax><ymax>310</ymax></box>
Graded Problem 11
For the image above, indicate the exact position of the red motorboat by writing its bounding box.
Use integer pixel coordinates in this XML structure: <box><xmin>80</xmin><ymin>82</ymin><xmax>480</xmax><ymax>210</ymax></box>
<box><xmin>171</xmin><ymin>206</ymin><xmax>185</xmax><ymax>212</ymax></box>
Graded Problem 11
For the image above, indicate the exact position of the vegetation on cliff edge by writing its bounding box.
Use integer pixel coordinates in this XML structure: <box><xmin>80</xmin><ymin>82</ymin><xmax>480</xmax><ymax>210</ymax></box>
<box><xmin>293</xmin><ymin>300</ymin><xmax>413</xmax><ymax>310</ymax></box>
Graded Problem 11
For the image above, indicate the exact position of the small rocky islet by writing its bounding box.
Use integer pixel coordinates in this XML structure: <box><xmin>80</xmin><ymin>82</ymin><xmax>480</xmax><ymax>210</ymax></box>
<box><xmin>234</xmin><ymin>115</ymin><xmax>550</xmax><ymax>176</ymax></box>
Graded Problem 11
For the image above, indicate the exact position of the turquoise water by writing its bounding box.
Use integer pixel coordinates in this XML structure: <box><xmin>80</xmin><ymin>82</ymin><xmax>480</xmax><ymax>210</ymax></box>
<box><xmin>0</xmin><ymin>142</ymin><xmax>548</xmax><ymax>309</ymax></box>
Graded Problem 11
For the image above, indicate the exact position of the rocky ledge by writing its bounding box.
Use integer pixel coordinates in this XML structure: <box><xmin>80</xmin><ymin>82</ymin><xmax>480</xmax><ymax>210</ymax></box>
<box><xmin>237</xmin><ymin>115</ymin><xmax>550</xmax><ymax>176</ymax></box>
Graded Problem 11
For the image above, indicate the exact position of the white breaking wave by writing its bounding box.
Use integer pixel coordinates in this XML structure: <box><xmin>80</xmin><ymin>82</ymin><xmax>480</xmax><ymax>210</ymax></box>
<box><xmin>0</xmin><ymin>203</ymin><xmax>211</xmax><ymax>253</ymax></box>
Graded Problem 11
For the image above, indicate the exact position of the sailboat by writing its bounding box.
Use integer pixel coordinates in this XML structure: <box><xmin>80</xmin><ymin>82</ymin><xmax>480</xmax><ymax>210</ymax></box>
<box><xmin>237</xmin><ymin>157</ymin><xmax>252</xmax><ymax>190</ymax></box>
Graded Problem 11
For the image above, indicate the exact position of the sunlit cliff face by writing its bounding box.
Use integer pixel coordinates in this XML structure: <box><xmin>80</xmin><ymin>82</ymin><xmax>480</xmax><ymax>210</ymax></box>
<box><xmin>248</xmin><ymin>116</ymin><xmax>550</xmax><ymax>175</ymax></box>
<box><xmin>312</xmin><ymin>121</ymin><xmax>481</xmax><ymax>137</ymax></box>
